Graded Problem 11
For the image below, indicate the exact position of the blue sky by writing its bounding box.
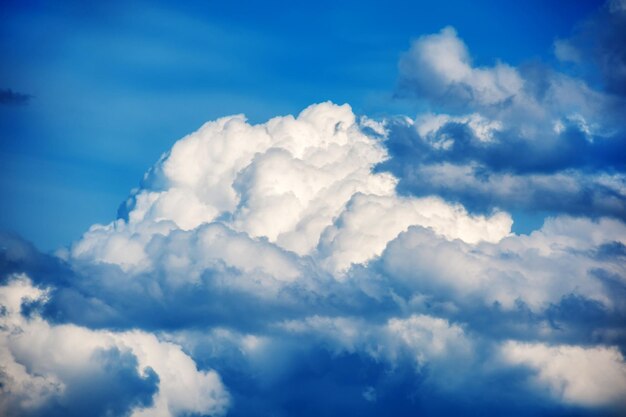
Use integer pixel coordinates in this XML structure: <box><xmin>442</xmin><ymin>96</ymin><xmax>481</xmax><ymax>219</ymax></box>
<box><xmin>0</xmin><ymin>0</ymin><xmax>606</xmax><ymax>250</ymax></box>
<box><xmin>1</xmin><ymin>1</ymin><xmax>626</xmax><ymax>417</ymax></box>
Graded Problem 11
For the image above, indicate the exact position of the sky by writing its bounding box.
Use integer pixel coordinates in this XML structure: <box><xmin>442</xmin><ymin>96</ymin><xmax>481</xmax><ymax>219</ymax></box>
<box><xmin>0</xmin><ymin>0</ymin><xmax>608</xmax><ymax>250</ymax></box>
<box><xmin>1</xmin><ymin>1</ymin><xmax>626</xmax><ymax>417</ymax></box>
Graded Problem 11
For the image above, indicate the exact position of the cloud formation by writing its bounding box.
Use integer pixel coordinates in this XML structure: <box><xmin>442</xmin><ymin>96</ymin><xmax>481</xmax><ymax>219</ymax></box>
<box><xmin>0</xmin><ymin>275</ymin><xmax>229</xmax><ymax>417</ymax></box>
<box><xmin>501</xmin><ymin>342</ymin><xmax>626</xmax><ymax>408</ymax></box>
<box><xmin>389</xmin><ymin>12</ymin><xmax>626</xmax><ymax>221</ymax></box>
<box><xmin>2</xmin><ymin>4</ymin><xmax>626</xmax><ymax>416</ymax></box>
<box><xmin>73</xmin><ymin>102</ymin><xmax>511</xmax><ymax>277</ymax></box>
<box><xmin>398</xmin><ymin>27</ymin><xmax>523</xmax><ymax>109</ymax></box>
<box><xmin>1</xmin><ymin>100</ymin><xmax>624</xmax><ymax>416</ymax></box>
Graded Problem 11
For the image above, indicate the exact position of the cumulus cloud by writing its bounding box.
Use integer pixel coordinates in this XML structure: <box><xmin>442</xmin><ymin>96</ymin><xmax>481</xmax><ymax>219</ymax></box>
<box><xmin>398</xmin><ymin>27</ymin><xmax>523</xmax><ymax>108</ymax></box>
<box><xmin>397</xmin><ymin>25</ymin><xmax>623</xmax><ymax>125</ymax></box>
<box><xmin>501</xmin><ymin>342</ymin><xmax>626</xmax><ymax>408</ymax></box>
<box><xmin>379</xmin><ymin>216</ymin><xmax>626</xmax><ymax>310</ymax></box>
<box><xmin>0</xmin><ymin>275</ymin><xmax>229</xmax><ymax>417</ymax></box>
<box><xmin>2</xmin><ymin>4</ymin><xmax>626</xmax><ymax>414</ymax></box>
<box><xmin>2</xmin><ymin>90</ymin><xmax>626</xmax><ymax>414</ymax></box>
<box><xmin>0</xmin><ymin>96</ymin><xmax>624</xmax><ymax>416</ymax></box>
<box><xmin>81</xmin><ymin>102</ymin><xmax>395</xmax><ymax>267</ymax></box>
<box><xmin>388</xmin><ymin>21</ymin><xmax>626</xmax><ymax>221</ymax></box>
<box><xmin>72</xmin><ymin>102</ymin><xmax>511</xmax><ymax>277</ymax></box>
<box><xmin>318</xmin><ymin>193</ymin><xmax>511</xmax><ymax>273</ymax></box>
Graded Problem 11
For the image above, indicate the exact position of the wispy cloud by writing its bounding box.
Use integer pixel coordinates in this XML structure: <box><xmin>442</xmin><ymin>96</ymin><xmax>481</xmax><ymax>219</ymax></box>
<box><xmin>0</xmin><ymin>88</ymin><xmax>32</xmax><ymax>105</ymax></box>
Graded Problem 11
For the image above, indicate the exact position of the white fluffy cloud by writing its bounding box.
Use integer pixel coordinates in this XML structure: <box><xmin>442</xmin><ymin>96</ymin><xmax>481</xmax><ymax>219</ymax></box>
<box><xmin>397</xmin><ymin>25</ymin><xmax>616</xmax><ymax>137</ymax></box>
<box><xmin>45</xmin><ymin>100</ymin><xmax>624</xmax><ymax>413</ymax></box>
<box><xmin>3</xmin><ymin>2</ymin><xmax>626</xmax><ymax>413</ymax></box>
<box><xmin>388</xmin><ymin>22</ymin><xmax>626</xmax><ymax>226</ymax></box>
<box><xmin>381</xmin><ymin>216</ymin><xmax>626</xmax><ymax>310</ymax></box>
<box><xmin>0</xmin><ymin>98</ymin><xmax>607</xmax><ymax>417</ymax></box>
<box><xmin>71</xmin><ymin>102</ymin><xmax>512</xmax><ymax>277</ymax></box>
<box><xmin>501</xmin><ymin>341</ymin><xmax>626</xmax><ymax>407</ymax></box>
<box><xmin>318</xmin><ymin>193</ymin><xmax>511</xmax><ymax>273</ymax></box>
<box><xmin>399</xmin><ymin>27</ymin><xmax>523</xmax><ymax>107</ymax></box>
<box><xmin>0</xmin><ymin>275</ymin><xmax>230</xmax><ymax>417</ymax></box>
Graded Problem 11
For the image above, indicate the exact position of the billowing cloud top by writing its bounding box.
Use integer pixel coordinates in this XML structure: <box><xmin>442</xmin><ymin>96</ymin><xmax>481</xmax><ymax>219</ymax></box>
<box><xmin>72</xmin><ymin>102</ymin><xmax>512</xmax><ymax>275</ymax></box>
<box><xmin>2</xmin><ymin>3</ymin><xmax>626</xmax><ymax>417</ymax></box>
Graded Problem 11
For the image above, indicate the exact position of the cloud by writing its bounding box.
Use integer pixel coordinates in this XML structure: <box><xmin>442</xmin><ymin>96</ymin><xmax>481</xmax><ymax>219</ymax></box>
<box><xmin>1</xmin><ymin>91</ymin><xmax>625</xmax><ymax>415</ymax></box>
<box><xmin>0</xmin><ymin>275</ymin><xmax>229</xmax><ymax>417</ymax></box>
<box><xmin>389</xmin><ymin>160</ymin><xmax>626</xmax><ymax>219</ymax></box>
<box><xmin>398</xmin><ymin>27</ymin><xmax>523</xmax><ymax>109</ymax></box>
<box><xmin>0</xmin><ymin>91</ymin><xmax>624</xmax><ymax>416</ymax></box>
<box><xmin>317</xmin><ymin>193</ymin><xmax>511</xmax><ymax>273</ymax></box>
<box><xmin>378</xmin><ymin>216</ymin><xmax>626</xmax><ymax>310</ymax></box>
<box><xmin>4</xmin><ymin>3</ymin><xmax>626</xmax><ymax>410</ymax></box>
<box><xmin>396</xmin><ymin>24</ymin><xmax>624</xmax><ymax>124</ymax></box>
<box><xmin>105</xmin><ymin>102</ymin><xmax>396</xmax><ymax>259</ymax></box>
<box><xmin>387</xmin><ymin>21</ymin><xmax>626</xmax><ymax>221</ymax></box>
<box><xmin>0</xmin><ymin>89</ymin><xmax>31</xmax><ymax>106</ymax></box>
<box><xmin>501</xmin><ymin>342</ymin><xmax>626</xmax><ymax>408</ymax></box>
<box><xmin>553</xmin><ymin>39</ymin><xmax>582</xmax><ymax>64</ymax></box>
<box><xmin>72</xmin><ymin>102</ymin><xmax>511</xmax><ymax>277</ymax></box>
